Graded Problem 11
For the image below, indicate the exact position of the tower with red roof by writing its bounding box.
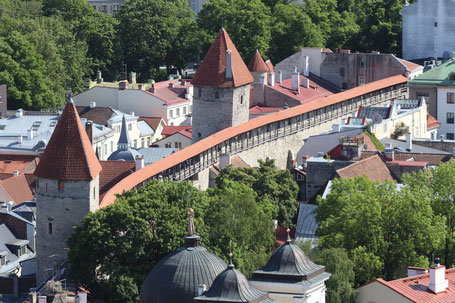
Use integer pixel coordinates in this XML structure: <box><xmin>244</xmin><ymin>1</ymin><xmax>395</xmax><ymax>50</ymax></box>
<box><xmin>248</xmin><ymin>50</ymin><xmax>270</xmax><ymax>106</ymax></box>
<box><xmin>34</xmin><ymin>94</ymin><xmax>102</xmax><ymax>283</ymax></box>
<box><xmin>191</xmin><ymin>29</ymin><xmax>253</xmax><ymax>142</ymax></box>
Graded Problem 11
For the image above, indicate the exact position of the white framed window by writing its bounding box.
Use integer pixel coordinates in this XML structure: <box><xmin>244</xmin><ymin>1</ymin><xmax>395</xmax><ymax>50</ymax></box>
<box><xmin>110</xmin><ymin>141</ymin><xmax>114</xmax><ymax>152</ymax></box>
<box><xmin>18</xmin><ymin>245</ymin><xmax>27</xmax><ymax>257</ymax></box>
<box><xmin>183</xmin><ymin>106</ymin><xmax>187</xmax><ymax>115</ymax></box>
<box><xmin>133</xmin><ymin>139</ymin><xmax>137</xmax><ymax>148</ymax></box>
<box><xmin>141</xmin><ymin>138</ymin><xmax>145</xmax><ymax>147</ymax></box>
<box><xmin>169</xmin><ymin>109</ymin><xmax>173</xmax><ymax>118</ymax></box>
<box><xmin>128</xmin><ymin>123</ymin><xmax>132</xmax><ymax>131</ymax></box>
<box><xmin>104</xmin><ymin>144</ymin><xmax>107</xmax><ymax>155</ymax></box>
<box><xmin>147</xmin><ymin>137</ymin><xmax>151</xmax><ymax>146</ymax></box>
<box><xmin>176</xmin><ymin>108</ymin><xmax>180</xmax><ymax>117</ymax></box>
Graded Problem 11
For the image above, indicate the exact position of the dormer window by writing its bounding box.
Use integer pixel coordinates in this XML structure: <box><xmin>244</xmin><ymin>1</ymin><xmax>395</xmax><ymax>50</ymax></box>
<box><xmin>0</xmin><ymin>255</ymin><xmax>6</xmax><ymax>266</ymax></box>
<box><xmin>18</xmin><ymin>245</ymin><xmax>27</xmax><ymax>257</ymax></box>
<box><xmin>58</xmin><ymin>181</ymin><xmax>64</xmax><ymax>191</ymax></box>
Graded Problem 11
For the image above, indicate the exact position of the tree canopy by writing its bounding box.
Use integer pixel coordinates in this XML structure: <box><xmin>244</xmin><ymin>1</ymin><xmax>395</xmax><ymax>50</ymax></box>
<box><xmin>68</xmin><ymin>180</ymin><xmax>275</xmax><ymax>302</ymax></box>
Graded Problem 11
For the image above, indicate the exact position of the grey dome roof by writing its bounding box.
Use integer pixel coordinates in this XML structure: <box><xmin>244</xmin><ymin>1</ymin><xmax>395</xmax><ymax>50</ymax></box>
<box><xmin>252</xmin><ymin>235</ymin><xmax>325</xmax><ymax>281</ymax></box>
<box><xmin>107</xmin><ymin>149</ymin><xmax>139</xmax><ymax>161</ymax></box>
<box><xmin>140</xmin><ymin>209</ymin><xmax>227</xmax><ymax>303</ymax></box>
<box><xmin>194</xmin><ymin>263</ymin><xmax>275</xmax><ymax>303</ymax></box>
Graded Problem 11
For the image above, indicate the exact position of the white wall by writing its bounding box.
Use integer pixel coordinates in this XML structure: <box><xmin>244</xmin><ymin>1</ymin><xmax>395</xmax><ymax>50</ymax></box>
<box><xmin>154</xmin><ymin>133</ymin><xmax>192</xmax><ymax>149</ymax></box>
<box><xmin>275</xmin><ymin>48</ymin><xmax>324</xmax><ymax>80</ymax></box>
<box><xmin>403</xmin><ymin>0</ymin><xmax>455</xmax><ymax>60</ymax></box>
<box><xmin>437</xmin><ymin>87</ymin><xmax>455</xmax><ymax>139</ymax></box>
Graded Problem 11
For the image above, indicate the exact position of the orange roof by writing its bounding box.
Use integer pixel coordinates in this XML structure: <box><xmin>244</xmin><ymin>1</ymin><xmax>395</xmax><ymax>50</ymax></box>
<box><xmin>0</xmin><ymin>173</ymin><xmax>34</xmax><ymax>205</ymax></box>
<box><xmin>374</xmin><ymin>268</ymin><xmax>455</xmax><ymax>303</ymax></box>
<box><xmin>138</xmin><ymin>116</ymin><xmax>165</xmax><ymax>131</ymax></box>
<box><xmin>0</xmin><ymin>155</ymin><xmax>38</xmax><ymax>176</ymax></box>
<box><xmin>248</xmin><ymin>50</ymin><xmax>269</xmax><ymax>72</ymax></box>
<box><xmin>399</xmin><ymin>58</ymin><xmax>422</xmax><ymax>72</ymax></box>
<box><xmin>99</xmin><ymin>161</ymin><xmax>135</xmax><ymax>199</ymax></box>
<box><xmin>336</xmin><ymin>154</ymin><xmax>395</xmax><ymax>182</ymax></box>
<box><xmin>100</xmin><ymin>74</ymin><xmax>408</xmax><ymax>208</ymax></box>
<box><xmin>34</xmin><ymin>101</ymin><xmax>102</xmax><ymax>180</ymax></box>
<box><xmin>427</xmin><ymin>113</ymin><xmax>440</xmax><ymax>130</ymax></box>
<box><xmin>191</xmin><ymin>29</ymin><xmax>253</xmax><ymax>88</ymax></box>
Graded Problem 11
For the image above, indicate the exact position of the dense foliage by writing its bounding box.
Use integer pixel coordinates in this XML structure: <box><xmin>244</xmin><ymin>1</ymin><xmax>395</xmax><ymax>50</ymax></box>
<box><xmin>216</xmin><ymin>159</ymin><xmax>299</xmax><ymax>226</ymax></box>
<box><xmin>68</xmin><ymin>180</ymin><xmax>275</xmax><ymax>302</ymax></box>
<box><xmin>315</xmin><ymin>176</ymin><xmax>446</xmax><ymax>285</ymax></box>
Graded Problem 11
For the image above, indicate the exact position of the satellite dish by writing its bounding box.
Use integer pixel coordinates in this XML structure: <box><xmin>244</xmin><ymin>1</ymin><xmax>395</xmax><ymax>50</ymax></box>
<box><xmin>372</xmin><ymin>113</ymin><xmax>383</xmax><ymax>124</ymax></box>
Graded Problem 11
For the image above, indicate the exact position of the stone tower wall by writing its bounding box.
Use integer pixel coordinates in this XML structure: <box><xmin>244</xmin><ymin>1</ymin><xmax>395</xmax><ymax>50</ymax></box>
<box><xmin>192</xmin><ymin>84</ymin><xmax>250</xmax><ymax>142</ymax></box>
<box><xmin>35</xmin><ymin>176</ymin><xmax>99</xmax><ymax>284</ymax></box>
<box><xmin>251</xmin><ymin>71</ymin><xmax>267</xmax><ymax>105</ymax></box>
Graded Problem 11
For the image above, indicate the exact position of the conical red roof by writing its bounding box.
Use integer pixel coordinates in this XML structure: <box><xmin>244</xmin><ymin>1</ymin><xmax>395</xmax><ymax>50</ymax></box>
<box><xmin>192</xmin><ymin>29</ymin><xmax>253</xmax><ymax>88</ymax></box>
<box><xmin>248</xmin><ymin>50</ymin><xmax>269</xmax><ymax>72</ymax></box>
<box><xmin>34</xmin><ymin>101</ymin><xmax>102</xmax><ymax>180</ymax></box>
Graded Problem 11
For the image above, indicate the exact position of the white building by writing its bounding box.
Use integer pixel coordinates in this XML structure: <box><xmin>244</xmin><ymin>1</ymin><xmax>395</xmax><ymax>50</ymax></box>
<box><xmin>87</xmin><ymin>0</ymin><xmax>123</xmax><ymax>15</ymax></box>
<box><xmin>152</xmin><ymin>126</ymin><xmax>192</xmax><ymax>150</ymax></box>
<box><xmin>403</xmin><ymin>0</ymin><xmax>455</xmax><ymax>61</ymax></box>
<box><xmin>73</xmin><ymin>78</ymin><xmax>193</xmax><ymax>127</ymax></box>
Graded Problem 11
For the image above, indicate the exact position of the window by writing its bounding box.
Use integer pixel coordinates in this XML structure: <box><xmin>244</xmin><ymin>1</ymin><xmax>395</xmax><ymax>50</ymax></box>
<box><xmin>141</xmin><ymin>138</ymin><xmax>145</xmax><ymax>147</ymax></box>
<box><xmin>176</xmin><ymin>108</ymin><xmax>180</xmax><ymax>117</ymax></box>
<box><xmin>48</xmin><ymin>222</ymin><xmax>53</xmax><ymax>235</ymax></box>
<box><xmin>450</xmin><ymin>73</ymin><xmax>455</xmax><ymax>81</ymax></box>
<box><xmin>240</xmin><ymin>95</ymin><xmax>244</xmax><ymax>105</ymax></box>
<box><xmin>183</xmin><ymin>106</ymin><xmax>187</xmax><ymax>115</ymax></box>
<box><xmin>104</xmin><ymin>144</ymin><xmax>107</xmax><ymax>155</ymax></box>
<box><xmin>165</xmin><ymin>142</ymin><xmax>171</xmax><ymax>148</ymax></box>
<box><xmin>18</xmin><ymin>245</ymin><xmax>27</xmax><ymax>257</ymax></box>
<box><xmin>45</xmin><ymin>183</ymin><xmax>48</xmax><ymax>192</ymax></box>
<box><xmin>198</xmin><ymin>89</ymin><xmax>202</xmax><ymax>98</ymax></box>
<box><xmin>110</xmin><ymin>141</ymin><xmax>114</xmax><ymax>152</ymax></box>
<box><xmin>342</xmin><ymin>82</ymin><xmax>347</xmax><ymax>89</ymax></box>
<box><xmin>215</xmin><ymin>91</ymin><xmax>219</xmax><ymax>99</ymax></box>
<box><xmin>434</xmin><ymin>22</ymin><xmax>438</xmax><ymax>27</ymax></box>
<box><xmin>169</xmin><ymin>109</ymin><xmax>173</xmax><ymax>118</ymax></box>
<box><xmin>448</xmin><ymin>92</ymin><xmax>455</xmax><ymax>104</ymax></box>
<box><xmin>94</xmin><ymin>187</ymin><xmax>96</xmax><ymax>199</ymax></box>
<box><xmin>58</xmin><ymin>181</ymin><xmax>64</xmax><ymax>191</ymax></box>
<box><xmin>175</xmin><ymin>142</ymin><xmax>182</xmax><ymax>149</ymax></box>
<box><xmin>447</xmin><ymin>133</ymin><xmax>455</xmax><ymax>140</ymax></box>
<box><xmin>340</xmin><ymin>67</ymin><xmax>345</xmax><ymax>77</ymax></box>
<box><xmin>49</xmin><ymin>121</ymin><xmax>56</xmax><ymax>127</ymax></box>
<box><xmin>360</xmin><ymin>62</ymin><xmax>364</xmax><ymax>68</ymax></box>
<box><xmin>101</xmin><ymin>5</ymin><xmax>107</xmax><ymax>12</ymax></box>
<box><xmin>448</xmin><ymin>112</ymin><xmax>455</xmax><ymax>124</ymax></box>
<box><xmin>31</xmin><ymin>121</ymin><xmax>41</xmax><ymax>131</ymax></box>
<box><xmin>383</xmin><ymin>124</ymin><xmax>387</xmax><ymax>133</ymax></box>
<box><xmin>416</xmin><ymin>91</ymin><xmax>429</xmax><ymax>98</ymax></box>
<box><xmin>133</xmin><ymin>139</ymin><xmax>137</xmax><ymax>148</ymax></box>
<box><xmin>0</xmin><ymin>255</ymin><xmax>6</xmax><ymax>266</ymax></box>
<box><xmin>189</xmin><ymin>105</ymin><xmax>193</xmax><ymax>113</ymax></box>
<box><xmin>128</xmin><ymin>123</ymin><xmax>132</xmax><ymax>131</ymax></box>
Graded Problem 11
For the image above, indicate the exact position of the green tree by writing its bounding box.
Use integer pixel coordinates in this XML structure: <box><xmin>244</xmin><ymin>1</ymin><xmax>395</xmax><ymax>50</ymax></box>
<box><xmin>205</xmin><ymin>179</ymin><xmax>275</xmax><ymax>275</ymax></box>
<box><xmin>116</xmin><ymin>0</ymin><xmax>200</xmax><ymax>81</ymax></box>
<box><xmin>41</xmin><ymin>0</ymin><xmax>118</xmax><ymax>79</ymax></box>
<box><xmin>216</xmin><ymin>159</ymin><xmax>299</xmax><ymax>226</ymax></box>
<box><xmin>314</xmin><ymin>248</ymin><xmax>357</xmax><ymax>303</ymax></box>
<box><xmin>403</xmin><ymin>160</ymin><xmax>455</xmax><ymax>267</ymax></box>
<box><xmin>197</xmin><ymin>0</ymin><xmax>272</xmax><ymax>61</ymax></box>
<box><xmin>68</xmin><ymin>181</ymin><xmax>210</xmax><ymax>303</ymax></box>
<box><xmin>269</xmin><ymin>3</ymin><xmax>323</xmax><ymax>63</ymax></box>
<box><xmin>316</xmin><ymin>176</ymin><xmax>446</xmax><ymax>283</ymax></box>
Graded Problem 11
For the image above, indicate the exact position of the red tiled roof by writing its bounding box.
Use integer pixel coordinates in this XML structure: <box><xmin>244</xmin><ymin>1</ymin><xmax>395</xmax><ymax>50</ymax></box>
<box><xmin>399</xmin><ymin>58</ymin><xmax>422</xmax><ymax>72</ymax></box>
<box><xmin>100</xmin><ymin>75</ymin><xmax>408</xmax><ymax>208</ymax></box>
<box><xmin>248</xmin><ymin>50</ymin><xmax>269</xmax><ymax>72</ymax></box>
<box><xmin>162</xmin><ymin>126</ymin><xmax>192</xmax><ymax>137</ymax></box>
<box><xmin>388</xmin><ymin>159</ymin><xmax>428</xmax><ymax>167</ymax></box>
<box><xmin>0</xmin><ymin>155</ymin><xmax>38</xmax><ymax>176</ymax></box>
<box><xmin>266</xmin><ymin>75</ymin><xmax>335</xmax><ymax>104</ymax></box>
<box><xmin>139</xmin><ymin>117</ymin><xmax>165</xmax><ymax>131</ymax></box>
<box><xmin>191</xmin><ymin>29</ymin><xmax>253</xmax><ymax>88</ymax></box>
<box><xmin>265</xmin><ymin>60</ymin><xmax>274</xmax><ymax>73</ymax></box>
<box><xmin>99</xmin><ymin>161</ymin><xmax>135</xmax><ymax>199</ymax></box>
<box><xmin>375</xmin><ymin>268</ymin><xmax>455</xmax><ymax>303</ymax></box>
<box><xmin>211</xmin><ymin>155</ymin><xmax>250</xmax><ymax>176</ymax></box>
<box><xmin>178</xmin><ymin>129</ymin><xmax>192</xmax><ymax>139</ymax></box>
<box><xmin>0</xmin><ymin>174</ymin><xmax>34</xmax><ymax>205</ymax></box>
<box><xmin>336</xmin><ymin>154</ymin><xmax>395</xmax><ymax>182</ymax></box>
<box><xmin>427</xmin><ymin>113</ymin><xmax>440</xmax><ymax>130</ymax></box>
<box><xmin>144</xmin><ymin>79</ymin><xmax>191</xmax><ymax>105</ymax></box>
<box><xmin>34</xmin><ymin>102</ymin><xmax>102</xmax><ymax>180</ymax></box>
<box><xmin>394</xmin><ymin>153</ymin><xmax>452</xmax><ymax>166</ymax></box>
<box><xmin>249</xmin><ymin>106</ymin><xmax>282</xmax><ymax>114</ymax></box>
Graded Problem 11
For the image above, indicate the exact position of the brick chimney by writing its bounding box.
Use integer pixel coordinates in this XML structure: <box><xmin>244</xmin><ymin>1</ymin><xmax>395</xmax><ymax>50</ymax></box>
<box><xmin>85</xmin><ymin>120</ymin><xmax>93</xmax><ymax>144</ymax></box>
<box><xmin>291</xmin><ymin>67</ymin><xmax>300</xmax><ymax>93</ymax></box>
<box><xmin>429</xmin><ymin>258</ymin><xmax>448</xmax><ymax>293</ymax></box>
<box><xmin>135</xmin><ymin>154</ymin><xmax>145</xmax><ymax>171</ymax></box>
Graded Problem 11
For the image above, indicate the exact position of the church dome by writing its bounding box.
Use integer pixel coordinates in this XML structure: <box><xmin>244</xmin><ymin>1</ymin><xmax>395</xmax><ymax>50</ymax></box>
<box><xmin>140</xmin><ymin>209</ymin><xmax>227</xmax><ymax>303</ymax></box>
<box><xmin>107</xmin><ymin>148</ymin><xmax>139</xmax><ymax>161</ymax></box>
<box><xmin>252</xmin><ymin>229</ymin><xmax>325</xmax><ymax>280</ymax></box>
<box><xmin>194</xmin><ymin>257</ymin><xmax>274</xmax><ymax>303</ymax></box>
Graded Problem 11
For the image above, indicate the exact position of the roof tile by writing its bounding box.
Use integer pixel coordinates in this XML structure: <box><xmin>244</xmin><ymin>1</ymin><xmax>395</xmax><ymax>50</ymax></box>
<box><xmin>248</xmin><ymin>50</ymin><xmax>269</xmax><ymax>72</ymax></box>
<box><xmin>336</xmin><ymin>154</ymin><xmax>395</xmax><ymax>182</ymax></box>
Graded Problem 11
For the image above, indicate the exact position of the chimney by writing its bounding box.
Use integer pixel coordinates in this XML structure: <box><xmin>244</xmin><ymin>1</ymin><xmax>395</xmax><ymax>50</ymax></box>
<box><xmin>90</xmin><ymin>102</ymin><xmax>96</xmax><ymax>109</ymax></box>
<box><xmin>15</xmin><ymin>109</ymin><xmax>23</xmax><ymax>118</ymax></box>
<box><xmin>86</xmin><ymin>120</ymin><xmax>93</xmax><ymax>144</ymax></box>
<box><xmin>129</xmin><ymin>72</ymin><xmax>137</xmax><ymax>84</ymax></box>
<box><xmin>149</xmin><ymin>83</ymin><xmax>156</xmax><ymax>93</ymax></box>
<box><xmin>441</xmin><ymin>134</ymin><xmax>445</xmax><ymax>142</ymax></box>
<box><xmin>135</xmin><ymin>154</ymin><xmax>145</xmax><ymax>171</ymax></box>
<box><xmin>406</xmin><ymin>132</ymin><xmax>412</xmax><ymax>151</ymax></box>
<box><xmin>168</xmin><ymin>81</ymin><xmax>174</xmax><ymax>88</ymax></box>
<box><xmin>27</xmin><ymin>129</ymin><xmax>34</xmax><ymax>140</ymax></box>
<box><xmin>291</xmin><ymin>67</ymin><xmax>300</xmax><ymax>93</ymax></box>
<box><xmin>261</xmin><ymin>74</ymin><xmax>267</xmax><ymax>85</ymax></box>
<box><xmin>407</xmin><ymin>266</ymin><xmax>428</xmax><ymax>277</ymax></box>
<box><xmin>198</xmin><ymin>284</ymin><xmax>207</xmax><ymax>296</ymax></box>
<box><xmin>429</xmin><ymin>258</ymin><xmax>448</xmax><ymax>293</ymax></box>
<box><xmin>302</xmin><ymin>78</ymin><xmax>309</xmax><ymax>88</ymax></box>
<box><xmin>219</xmin><ymin>153</ymin><xmax>230</xmax><ymax>170</ymax></box>
<box><xmin>130</xmin><ymin>111</ymin><xmax>135</xmax><ymax>116</ymax></box>
<box><xmin>138</xmin><ymin>84</ymin><xmax>144</xmax><ymax>90</ymax></box>
<box><xmin>96</xmin><ymin>70</ymin><xmax>103</xmax><ymax>83</ymax></box>
<box><xmin>180</xmin><ymin>79</ymin><xmax>186</xmax><ymax>86</ymax></box>
<box><xmin>384</xmin><ymin>143</ymin><xmax>394</xmax><ymax>160</ymax></box>
<box><xmin>278</xmin><ymin>70</ymin><xmax>282</xmax><ymax>84</ymax></box>
<box><xmin>119</xmin><ymin>81</ymin><xmax>128</xmax><ymax>90</ymax></box>
<box><xmin>225</xmin><ymin>50</ymin><xmax>233</xmax><ymax>80</ymax></box>
<box><xmin>269</xmin><ymin>72</ymin><xmax>275</xmax><ymax>86</ymax></box>
<box><xmin>13</xmin><ymin>170</ymin><xmax>19</xmax><ymax>176</ymax></box>
<box><xmin>303</xmin><ymin>56</ymin><xmax>310</xmax><ymax>77</ymax></box>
